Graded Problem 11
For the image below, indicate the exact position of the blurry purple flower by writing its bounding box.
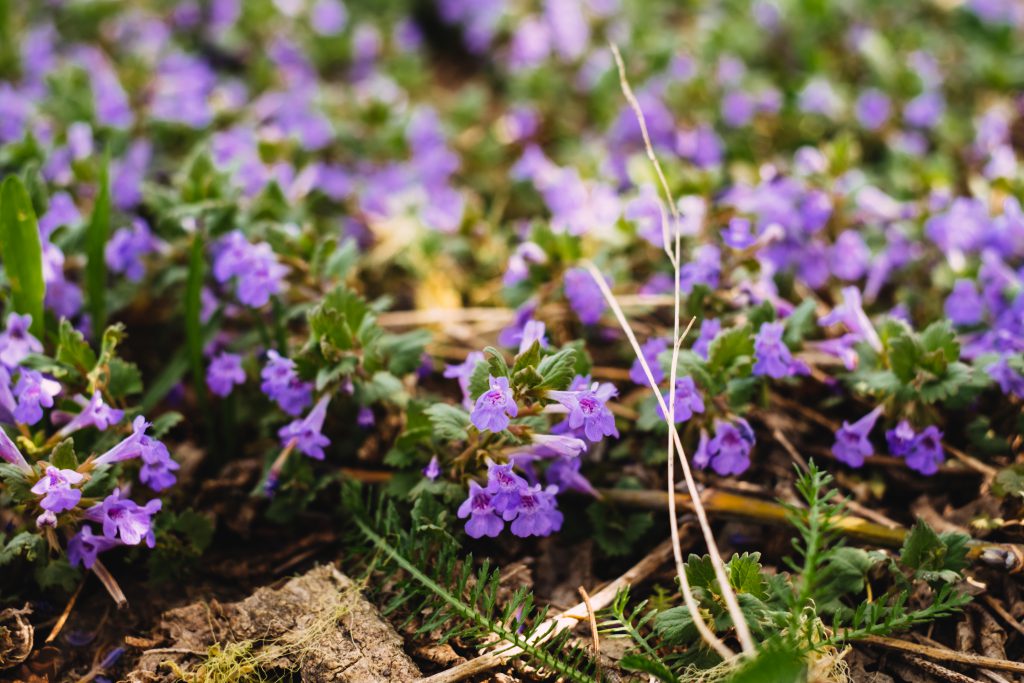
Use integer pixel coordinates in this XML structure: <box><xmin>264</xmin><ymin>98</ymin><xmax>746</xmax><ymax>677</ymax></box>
<box><xmin>0</xmin><ymin>314</ymin><xmax>43</xmax><ymax>368</ymax></box>
<box><xmin>546</xmin><ymin>456</ymin><xmax>596</xmax><ymax>496</ymax></box>
<box><xmin>693</xmin><ymin>318</ymin><xmax>721</xmax><ymax>360</ymax></box>
<box><xmin>830</xmin><ymin>231</ymin><xmax>870</xmax><ymax>281</ymax></box>
<box><xmin>207</xmin><ymin>352</ymin><xmax>246</xmax><ymax>397</ymax></box>
<box><xmin>564</xmin><ymin>268</ymin><xmax>608</xmax><ymax>325</ymax></box>
<box><xmin>112</xmin><ymin>140</ymin><xmax>152</xmax><ymax>210</ymax></box>
<box><xmin>798</xmin><ymin>78</ymin><xmax>841</xmax><ymax>118</ymax></box>
<box><xmin>630</xmin><ymin>337</ymin><xmax>667</xmax><ymax>386</ymax></box>
<box><xmin>819</xmin><ymin>286</ymin><xmax>882</xmax><ymax>351</ymax></box>
<box><xmin>885</xmin><ymin>420</ymin><xmax>917</xmax><ymax>457</ymax></box>
<box><xmin>357</xmin><ymin>406</ymin><xmax>375</xmax><ymax>427</ymax></box>
<box><xmin>692</xmin><ymin>429</ymin><xmax>711</xmax><ymax>469</ymax></box>
<box><xmin>706</xmin><ymin>419</ymin><xmax>755</xmax><ymax>476</ymax></box>
<box><xmin>85</xmin><ymin>489</ymin><xmax>161</xmax><ymax>546</ymax></box>
<box><xmin>472</xmin><ymin>376</ymin><xmax>517</xmax><ymax>432</ymax></box>
<box><xmin>457</xmin><ymin>480</ymin><xmax>504</xmax><ymax>538</ymax></box>
<box><xmin>679</xmin><ymin>245</ymin><xmax>721</xmax><ymax>294</ymax></box>
<box><xmin>987</xmin><ymin>355</ymin><xmax>1024</xmax><ymax>397</ymax></box>
<box><xmin>310</xmin><ymin>0</ymin><xmax>347</xmax><ymax>35</ymax></box>
<box><xmin>517</xmin><ymin>320</ymin><xmax>548</xmax><ymax>354</ymax></box>
<box><xmin>658</xmin><ymin>376</ymin><xmax>705</xmax><ymax>423</ymax></box>
<box><xmin>675</xmin><ymin>125</ymin><xmax>723</xmax><ymax>168</ymax></box>
<box><xmin>855</xmin><ymin>89</ymin><xmax>891</xmax><ymax>131</ymax></box>
<box><xmin>753</xmin><ymin>321</ymin><xmax>800</xmax><ymax>379</ymax></box>
<box><xmin>722</xmin><ymin>217</ymin><xmax>757</xmax><ymax>249</ymax></box>
<box><xmin>279</xmin><ymin>395</ymin><xmax>331</xmax><ymax>459</ymax></box>
<box><xmin>0</xmin><ymin>426</ymin><xmax>30</xmax><ymax>472</ymax></box>
<box><xmin>945</xmin><ymin>279</ymin><xmax>984</xmax><ymax>326</ymax></box>
<box><xmin>67</xmin><ymin>122</ymin><xmax>94</xmax><ymax>160</ymax></box>
<box><xmin>444</xmin><ymin>351</ymin><xmax>484</xmax><ymax>409</ymax></box>
<box><xmin>531</xmin><ymin>433</ymin><xmax>587</xmax><ymax>457</ymax></box>
<box><xmin>31</xmin><ymin>466</ymin><xmax>85</xmax><ymax>513</ymax></box>
<box><xmin>14</xmin><ymin>371</ymin><xmax>61</xmax><ymax>425</ymax></box>
<box><xmin>139</xmin><ymin>436</ymin><xmax>179</xmax><ymax>491</ymax></box>
<box><xmin>38</xmin><ymin>192</ymin><xmax>81</xmax><ymax>239</ymax></box>
<box><xmin>68</xmin><ymin>526</ymin><xmax>120</xmax><ymax>569</ymax></box>
<box><xmin>106</xmin><ymin>219</ymin><xmax>159</xmax><ymax>282</ymax></box>
<box><xmin>423</xmin><ymin>455</ymin><xmax>441</xmax><ymax>481</ymax></box>
<box><xmin>722</xmin><ymin>90</ymin><xmax>756</xmax><ymax>127</ymax></box>
<box><xmin>810</xmin><ymin>334</ymin><xmax>860</xmax><ymax>370</ymax></box>
<box><xmin>150</xmin><ymin>52</ymin><xmax>216</xmax><ymax>128</ymax></box>
<box><xmin>904</xmin><ymin>91</ymin><xmax>945</xmax><ymax>129</ymax></box>
<box><xmin>508</xmin><ymin>15</ymin><xmax>551</xmax><ymax>69</ymax></box>
<box><xmin>545</xmin><ymin>0</ymin><xmax>589</xmax><ymax>61</ymax></box>
<box><xmin>503</xmin><ymin>241</ymin><xmax>547</xmax><ymax>287</ymax></box>
<box><xmin>214</xmin><ymin>232</ymin><xmax>289</xmax><ymax>307</ymax></box>
<box><xmin>831</xmin><ymin>406</ymin><xmax>883</xmax><ymax>467</ymax></box>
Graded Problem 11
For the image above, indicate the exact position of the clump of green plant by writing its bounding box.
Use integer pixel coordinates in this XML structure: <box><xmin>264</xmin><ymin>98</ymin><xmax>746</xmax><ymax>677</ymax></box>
<box><xmin>600</xmin><ymin>462</ymin><xmax>972</xmax><ymax>682</ymax></box>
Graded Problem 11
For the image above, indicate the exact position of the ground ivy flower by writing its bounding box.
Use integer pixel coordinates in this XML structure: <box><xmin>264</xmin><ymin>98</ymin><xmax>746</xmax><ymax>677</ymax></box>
<box><xmin>279</xmin><ymin>395</ymin><xmax>331</xmax><ymax>459</ymax></box>
<box><xmin>68</xmin><ymin>526</ymin><xmax>120</xmax><ymax>569</ymax></box>
<box><xmin>93</xmin><ymin>416</ymin><xmax>149</xmax><ymax>466</ymax></box>
<box><xmin>905</xmin><ymin>425</ymin><xmax>944</xmax><ymax>475</ymax></box>
<box><xmin>207</xmin><ymin>352</ymin><xmax>246</xmax><ymax>397</ymax></box>
<box><xmin>564</xmin><ymin>267</ymin><xmax>608</xmax><ymax>325</ymax></box>
<box><xmin>213</xmin><ymin>231</ymin><xmax>289</xmax><ymax>308</ymax></box>
<box><xmin>260</xmin><ymin>350</ymin><xmax>313</xmax><ymax>416</ymax></box>
<box><xmin>486</xmin><ymin>461</ymin><xmax>529</xmax><ymax>515</ymax></box>
<box><xmin>517</xmin><ymin>320</ymin><xmax>548</xmax><ymax>354</ymax></box>
<box><xmin>471</xmin><ymin>376</ymin><xmax>517</xmax><ymax>432</ymax></box>
<box><xmin>547</xmin><ymin>382</ymin><xmax>618</xmax><ymax>441</ymax></box>
<box><xmin>444</xmin><ymin>351</ymin><xmax>484</xmax><ymax>409</ymax></box>
<box><xmin>0</xmin><ymin>426</ymin><xmax>30</xmax><ymax>472</ymax></box>
<box><xmin>693</xmin><ymin>318</ymin><xmax>721</xmax><ymax>360</ymax></box>
<box><xmin>57</xmin><ymin>392</ymin><xmax>124</xmax><ymax>437</ymax></box>
<box><xmin>546</xmin><ymin>456</ymin><xmax>596</xmax><ymax>496</ymax></box>
<box><xmin>0</xmin><ymin>313</ymin><xmax>42</xmax><ymax>368</ymax></box>
<box><xmin>831</xmin><ymin>406</ymin><xmax>883</xmax><ymax>467</ymax></box>
<box><xmin>105</xmin><ymin>219</ymin><xmax>159</xmax><ymax>282</ymax></box>
<box><xmin>139</xmin><ymin>436</ymin><xmax>179</xmax><ymax>491</ymax></box>
<box><xmin>85</xmin><ymin>489</ymin><xmax>161</xmax><ymax>546</ymax></box>
<box><xmin>457</xmin><ymin>481</ymin><xmax>504</xmax><ymax>538</ymax></box>
<box><xmin>658</xmin><ymin>376</ymin><xmax>705</xmax><ymax>423</ymax></box>
<box><xmin>31</xmin><ymin>466</ymin><xmax>85</xmax><ymax>513</ymax></box>
<box><xmin>508</xmin><ymin>484</ymin><xmax>563</xmax><ymax>537</ymax></box>
<box><xmin>722</xmin><ymin>217</ymin><xmax>758</xmax><ymax>249</ymax></box>
<box><xmin>705</xmin><ymin>419</ymin><xmax>756</xmax><ymax>476</ymax></box>
<box><xmin>753</xmin><ymin>321</ymin><xmax>802</xmax><ymax>378</ymax></box>
<box><xmin>630</xmin><ymin>338</ymin><xmax>667</xmax><ymax>386</ymax></box>
<box><xmin>886</xmin><ymin>420</ymin><xmax>917</xmax><ymax>457</ymax></box>
<box><xmin>531</xmin><ymin>433</ymin><xmax>587</xmax><ymax>457</ymax></box>
<box><xmin>14</xmin><ymin>370</ymin><xmax>61</xmax><ymax>425</ymax></box>
<box><xmin>987</xmin><ymin>355</ymin><xmax>1024</xmax><ymax>397</ymax></box>
<box><xmin>945</xmin><ymin>279</ymin><xmax>984</xmax><ymax>326</ymax></box>
<box><xmin>422</xmin><ymin>455</ymin><xmax>441</xmax><ymax>481</ymax></box>
<box><xmin>818</xmin><ymin>286</ymin><xmax>882</xmax><ymax>351</ymax></box>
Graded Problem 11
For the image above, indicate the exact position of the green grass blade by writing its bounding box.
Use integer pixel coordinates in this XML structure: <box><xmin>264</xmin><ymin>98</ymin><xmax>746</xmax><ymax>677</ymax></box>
<box><xmin>185</xmin><ymin>232</ymin><xmax>207</xmax><ymax>407</ymax></box>
<box><xmin>85</xmin><ymin>154</ymin><xmax>111</xmax><ymax>342</ymax></box>
<box><xmin>0</xmin><ymin>176</ymin><xmax>46</xmax><ymax>337</ymax></box>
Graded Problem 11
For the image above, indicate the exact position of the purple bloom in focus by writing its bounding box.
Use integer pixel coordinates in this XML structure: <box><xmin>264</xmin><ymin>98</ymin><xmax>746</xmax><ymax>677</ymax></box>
<box><xmin>279</xmin><ymin>395</ymin><xmax>331</xmax><ymax>459</ymax></box>
<box><xmin>139</xmin><ymin>435</ymin><xmax>179</xmax><ymax>491</ymax></box>
<box><xmin>855</xmin><ymin>89</ymin><xmax>891</xmax><ymax>131</ymax></box>
<box><xmin>546</xmin><ymin>456</ymin><xmax>596</xmax><ymax>496</ymax></box>
<box><xmin>14</xmin><ymin>371</ymin><xmax>60</xmax><ymax>425</ymax></box>
<box><xmin>207</xmin><ymin>352</ymin><xmax>246</xmax><ymax>397</ymax></box>
<box><xmin>753</xmin><ymin>321</ymin><xmax>800</xmax><ymax>379</ymax></box>
<box><xmin>831</xmin><ymin>406</ymin><xmax>883</xmax><ymax>467</ymax></box>
<box><xmin>508</xmin><ymin>484</ymin><xmax>562</xmax><ymax>537</ymax></box>
<box><xmin>444</xmin><ymin>351</ymin><xmax>485</xmax><ymax>409</ymax></box>
<box><xmin>531</xmin><ymin>433</ymin><xmax>587</xmax><ymax>457</ymax></box>
<box><xmin>106</xmin><ymin>219</ymin><xmax>159</xmax><ymax>282</ymax></box>
<box><xmin>68</xmin><ymin>527</ymin><xmax>120</xmax><ymax>569</ymax></box>
<box><xmin>85</xmin><ymin>489</ymin><xmax>161</xmax><ymax>546</ymax></box>
<box><xmin>31</xmin><ymin>466</ymin><xmax>85</xmax><ymax>513</ymax></box>
<box><xmin>630</xmin><ymin>337</ymin><xmax>667</xmax><ymax>386</ymax></box>
<box><xmin>657</xmin><ymin>377</ymin><xmax>705</xmax><ymax>423</ymax></box>
<box><xmin>260</xmin><ymin>351</ymin><xmax>313</xmax><ymax>416</ymax></box>
<box><xmin>706</xmin><ymin>419</ymin><xmax>756</xmax><ymax>476</ymax></box>
<box><xmin>945</xmin><ymin>279</ymin><xmax>984</xmax><ymax>326</ymax></box>
<box><xmin>0</xmin><ymin>314</ymin><xmax>43</xmax><ymax>368</ymax></box>
<box><xmin>457</xmin><ymin>480</ymin><xmax>504</xmax><ymax>538</ymax></box>
<box><xmin>471</xmin><ymin>376</ymin><xmax>518</xmax><ymax>432</ymax></box>
<box><xmin>93</xmin><ymin>416</ymin><xmax>151</xmax><ymax>466</ymax></box>
<box><xmin>564</xmin><ymin>268</ymin><xmax>608</xmax><ymax>325</ymax></box>
<box><xmin>547</xmin><ymin>381</ymin><xmax>618</xmax><ymax>442</ymax></box>
<box><xmin>423</xmin><ymin>455</ymin><xmax>441</xmax><ymax>480</ymax></box>
<box><xmin>905</xmin><ymin>425</ymin><xmax>944</xmax><ymax>475</ymax></box>
<box><xmin>486</xmin><ymin>461</ymin><xmax>529</xmax><ymax>515</ymax></box>
<box><xmin>886</xmin><ymin>420</ymin><xmax>917</xmax><ymax>457</ymax></box>
<box><xmin>57</xmin><ymin>392</ymin><xmax>125</xmax><ymax>437</ymax></box>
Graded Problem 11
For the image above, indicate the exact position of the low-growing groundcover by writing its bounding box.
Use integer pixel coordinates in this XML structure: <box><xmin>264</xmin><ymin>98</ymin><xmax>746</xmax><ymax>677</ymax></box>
<box><xmin>1</xmin><ymin>0</ymin><xmax>1024</xmax><ymax>681</ymax></box>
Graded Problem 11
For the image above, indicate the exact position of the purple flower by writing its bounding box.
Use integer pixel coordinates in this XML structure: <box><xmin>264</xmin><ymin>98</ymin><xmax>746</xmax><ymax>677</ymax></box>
<box><xmin>706</xmin><ymin>419</ymin><xmax>755</xmax><ymax>476</ymax></box>
<box><xmin>213</xmin><ymin>232</ymin><xmax>289</xmax><ymax>308</ymax></box>
<box><xmin>31</xmin><ymin>466</ymin><xmax>85</xmax><ymax>513</ymax></box>
<box><xmin>423</xmin><ymin>455</ymin><xmax>441</xmax><ymax>480</ymax></box>
<box><xmin>945</xmin><ymin>279</ymin><xmax>984</xmax><ymax>326</ymax></box>
<box><xmin>279</xmin><ymin>395</ymin><xmax>331</xmax><ymax>460</ymax></box>
<box><xmin>68</xmin><ymin>527</ymin><xmax>120</xmax><ymax>569</ymax></box>
<box><xmin>444</xmin><ymin>351</ymin><xmax>485</xmax><ymax>409</ymax></box>
<box><xmin>0</xmin><ymin>314</ymin><xmax>43</xmax><ymax>368</ymax></box>
<box><xmin>630</xmin><ymin>338</ymin><xmax>667</xmax><ymax>386</ymax></box>
<box><xmin>93</xmin><ymin>416</ymin><xmax>151</xmax><ymax>466</ymax></box>
<box><xmin>831</xmin><ymin>406</ymin><xmax>883</xmax><ymax>467</ymax></box>
<box><xmin>207</xmin><ymin>352</ymin><xmax>246</xmax><ymax>397</ymax></box>
<box><xmin>471</xmin><ymin>376</ymin><xmax>518</xmax><ymax>432</ymax></box>
<box><xmin>692</xmin><ymin>430</ymin><xmax>711</xmax><ymax>469</ymax></box>
<box><xmin>564</xmin><ymin>268</ymin><xmax>608</xmax><ymax>325</ymax></box>
<box><xmin>85</xmin><ymin>489</ymin><xmax>161</xmax><ymax>546</ymax></box>
<box><xmin>658</xmin><ymin>377</ymin><xmax>705</xmax><ymax>423</ymax></box>
<box><xmin>517</xmin><ymin>320</ymin><xmax>548</xmax><ymax>355</ymax></box>
<box><xmin>830</xmin><ymin>231</ymin><xmax>871</xmax><ymax>281</ymax></box>
<box><xmin>886</xmin><ymin>420</ymin><xmax>918</xmax><ymax>457</ymax></box>
<box><xmin>486</xmin><ymin>461</ymin><xmax>529</xmax><ymax>515</ymax></box>
<box><xmin>810</xmin><ymin>334</ymin><xmax>861</xmax><ymax>370</ymax></box>
<box><xmin>753</xmin><ymin>322</ymin><xmax>800</xmax><ymax>379</ymax></box>
<box><xmin>56</xmin><ymin>392</ymin><xmax>125</xmax><ymax>437</ymax></box>
<box><xmin>38</xmin><ymin>192</ymin><xmax>81</xmax><ymax>239</ymax></box>
<box><xmin>855</xmin><ymin>89</ymin><xmax>891</xmax><ymax>131</ymax></box>
<box><xmin>457</xmin><ymin>481</ymin><xmax>504</xmax><ymax>538</ymax></box>
<box><xmin>0</xmin><ymin>426</ymin><xmax>30</xmax><ymax>472</ymax></box>
<box><xmin>905</xmin><ymin>425</ymin><xmax>944</xmax><ymax>475</ymax></box>
<box><xmin>310</xmin><ymin>0</ymin><xmax>347</xmax><ymax>35</ymax></box>
<box><xmin>498</xmin><ymin>301</ymin><xmax>539</xmax><ymax>348</ymax></box>
<box><xmin>546</xmin><ymin>456</ymin><xmax>596</xmax><ymax>496</ymax></box>
<box><xmin>531</xmin><ymin>433</ymin><xmax>587</xmax><ymax>457</ymax></box>
<box><xmin>508</xmin><ymin>484</ymin><xmax>562</xmax><ymax>537</ymax></box>
<box><xmin>722</xmin><ymin>217</ymin><xmax>758</xmax><ymax>249</ymax></box>
<box><xmin>105</xmin><ymin>219</ymin><xmax>159</xmax><ymax>282</ymax></box>
<box><xmin>904</xmin><ymin>91</ymin><xmax>945</xmax><ymax>129</ymax></box>
<box><xmin>14</xmin><ymin>371</ymin><xmax>61</xmax><ymax>425</ymax></box>
<box><xmin>987</xmin><ymin>355</ymin><xmax>1024</xmax><ymax>397</ymax></box>
<box><xmin>260</xmin><ymin>351</ymin><xmax>313</xmax><ymax>416</ymax></box>
<box><xmin>679</xmin><ymin>245</ymin><xmax>721</xmax><ymax>294</ymax></box>
<box><xmin>819</xmin><ymin>286</ymin><xmax>882</xmax><ymax>351</ymax></box>
<box><xmin>547</xmin><ymin>382</ymin><xmax>618</xmax><ymax>442</ymax></box>
<box><xmin>693</xmin><ymin>319</ymin><xmax>721</xmax><ymax>360</ymax></box>
<box><xmin>139</xmin><ymin>435</ymin><xmax>179</xmax><ymax>491</ymax></box>
<box><xmin>357</xmin><ymin>406</ymin><xmax>375</xmax><ymax>427</ymax></box>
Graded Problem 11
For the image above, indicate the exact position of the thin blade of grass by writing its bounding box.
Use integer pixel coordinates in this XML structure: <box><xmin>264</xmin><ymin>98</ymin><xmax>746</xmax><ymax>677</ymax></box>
<box><xmin>185</xmin><ymin>232</ymin><xmax>207</xmax><ymax>409</ymax></box>
<box><xmin>0</xmin><ymin>175</ymin><xmax>47</xmax><ymax>337</ymax></box>
<box><xmin>86</xmin><ymin>153</ymin><xmax>111</xmax><ymax>342</ymax></box>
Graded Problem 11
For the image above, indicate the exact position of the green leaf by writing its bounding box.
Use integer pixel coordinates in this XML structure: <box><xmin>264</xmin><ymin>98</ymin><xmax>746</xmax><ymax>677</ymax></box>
<box><xmin>899</xmin><ymin>519</ymin><xmax>969</xmax><ymax>582</ymax></box>
<box><xmin>107</xmin><ymin>358</ymin><xmax>143</xmax><ymax>398</ymax></box>
<box><xmin>85</xmin><ymin>154</ymin><xmax>111</xmax><ymax>341</ymax></box>
<box><xmin>309</xmin><ymin>285</ymin><xmax>374</xmax><ymax>356</ymax></box>
<box><xmin>707</xmin><ymin>325</ymin><xmax>754</xmax><ymax>376</ymax></box>
<box><xmin>728</xmin><ymin>552</ymin><xmax>769</xmax><ymax>599</ymax></box>
<box><xmin>619</xmin><ymin>654</ymin><xmax>679</xmax><ymax>683</ymax></box>
<box><xmin>34</xmin><ymin>558</ymin><xmax>80</xmax><ymax>592</ymax></box>
<box><xmin>184</xmin><ymin>232</ymin><xmax>207</xmax><ymax>407</ymax></box>
<box><xmin>0</xmin><ymin>176</ymin><xmax>46</xmax><ymax>336</ymax></box>
<box><xmin>484</xmin><ymin>346</ymin><xmax>510</xmax><ymax>378</ymax></box>
<box><xmin>993</xmin><ymin>464</ymin><xmax>1024</xmax><ymax>500</ymax></box>
<box><xmin>587</xmin><ymin>503</ymin><xmax>652</xmax><ymax>556</ymax></box>
<box><xmin>467</xmin><ymin>359</ymin><xmax>490</xmax><ymax>401</ymax></box>
<box><xmin>783</xmin><ymin>299</ymin><xmax>817</xmax><ymax>347</ymax></box>
<box><xmin>51</xmin><ymin>438</ymin><xmax>77</xmax><ymax>469</ymax></box>
<box><xmin>425</xmin><ymin>403</ymin><xmax>471</xmax><ymax>442</ymax></box>
<box><xmin>381</xmin><ymin>329</ymin><xmax>431</xmax><ymax>375</ymax></box>
<box><xmin>536</xmin><ymin>346</ymin><xmax>578</xmax><ymax>390</ymax></box>
<box><xmin>727</xmin><ymin>643</ymin><xmax>807</xmax><ymax>683</ymax></box>
<box><xmin>0</xmin><ymin>531</ymin><xmax>44</xmax><ymax>566</ymax></box>
<box><xmin>888</xmin><ymin>331</ymin><xmax>920</xmax><ymax>384</ymax></box>
<box><xmin>56</xmin><ymin>318</ymin><xmax>96</xmax><ymax>371</ymax></box>
<box><xmin>920</xmin><ymin>320</ymin><xmax>959</xmax><ymax>363</ymax></box>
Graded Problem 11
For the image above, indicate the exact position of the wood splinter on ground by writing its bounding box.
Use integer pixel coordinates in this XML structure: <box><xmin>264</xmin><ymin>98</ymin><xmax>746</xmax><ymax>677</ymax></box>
<box><xmin>126</xmin><ymin>565</ymin><xmax>421</xmax><ymax>682</ymax></box>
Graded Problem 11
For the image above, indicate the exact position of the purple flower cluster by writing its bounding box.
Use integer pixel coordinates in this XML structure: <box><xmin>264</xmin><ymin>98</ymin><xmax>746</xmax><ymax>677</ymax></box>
<box><xmin>106</xmin><ymin>219</ymin><xmax>160</xmax><ymax>282</ymax></box>
<box><xmin>658</xmin><ymin>377</ymin><xmax>705</xmax><ymax>423</ymax></box>
<box><xmin>207</xmin><ymin>352</ymin><xmax>246</xmax><ymax>397</ymax></box>
<box><xmin>457</xmin><ymin>462</ymin><xmax>562</xmax><ymax>538</ymax></box>
<box><xmin>547</xmin><ymin>380</ymin><xmax>618</xmax><ymax>442</ymax></box>
<box><xmin>694</xmin><ymin>419</ymin><xmax>756</xmax><ymax>476</ymax></box>
<box><xmin>887</xmin><ymin>421</ymin><xmax>945</xmax><ymax>475</ymax></box>
<box><xmin>753</xmin><ymin>321</ymin><xmax>805</xmax><ymax>379</ymax></box>
<box><xmin>564</xmin><ymin>268</ymin><xmax>608</xmax><ymax>325</ymax></box>
<box><xmin>213</xmin><ymin>232</ymin><xmax>289</xmax><ymax>308</ymax></box>
<box><xmin>260</xmin><ymin>351</ymin><xmax>313</xmax><ymax>416</ymax></box>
